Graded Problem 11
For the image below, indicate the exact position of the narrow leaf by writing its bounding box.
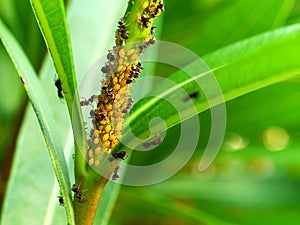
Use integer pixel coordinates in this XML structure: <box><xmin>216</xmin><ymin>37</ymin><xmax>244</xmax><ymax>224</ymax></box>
<box><xmin>0</xmin><ymin>19</ymin><xmax>75</xmax><ymax>225</ymax></box>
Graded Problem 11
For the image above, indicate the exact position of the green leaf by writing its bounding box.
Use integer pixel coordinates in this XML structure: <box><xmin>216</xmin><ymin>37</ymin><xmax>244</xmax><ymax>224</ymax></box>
<box><xmin>29</xmin><ymin>0</ymin><xmax>86</xmax><ymax>179</ymax></box>
<box><xmin>1</xmin><ymin>0</ymin><xmax>128</xmax><ymax>224</ymax></box>
<box><xmin>29</xmin><ymin>0</ymin><xmax>76</xmax><ymax>103</ymax></box>
<box><xmin>0</xmin><ymin>19</ymin><xmax>75</xmax><ymax>224</ymax></box>
<box><xmin>163</xmin><ymin>0</ymin><xmax>295</xmax><ymax>56</ymax></box>
<box><xmin>117</xmin><ymin>24</ymin><xmax>300</xmax><ymax>172</ymax></box>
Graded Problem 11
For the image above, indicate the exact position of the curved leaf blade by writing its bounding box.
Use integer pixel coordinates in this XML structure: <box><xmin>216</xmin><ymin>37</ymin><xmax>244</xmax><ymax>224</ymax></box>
<box><xmin>29</xmin><ymin>0</ymin><xmax>76</xmax><ymax>101</ymax></box>
<box><xmin>120</xmin><ymin>24</ymin><xmax>300</xmax><ymax>152</ymax></box>
<box><xmin>0</xmin><ymin>19</ymin><xmax>75</xmax><ymax>225</ymax></box>
<box><xmin>29</xmin><ymin>0</ymin><xmax>86</xmax><ymax>179</ymax></box>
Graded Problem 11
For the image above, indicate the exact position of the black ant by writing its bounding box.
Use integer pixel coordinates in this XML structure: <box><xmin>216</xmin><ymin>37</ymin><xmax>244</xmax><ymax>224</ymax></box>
<box><xmin>57</xmin><ymin>196</ymin><xmax>64</xmax><ymax>206</ymax></box>
<box><xmin>72</xmin><ymin>184</ymin><xmax>86</xmax><ymax>203</ymax></box>
<box><xmin>55</xmin><ymin>79</ymin><xmax>64</xmax><ymax>99</ymax></box>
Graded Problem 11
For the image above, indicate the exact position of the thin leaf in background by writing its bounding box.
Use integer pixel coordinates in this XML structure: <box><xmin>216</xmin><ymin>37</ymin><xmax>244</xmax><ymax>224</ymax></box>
<box><xmin>0</xmin><ymin>19</ymin><xmax>74</xmax><ymax>224</ymax></box>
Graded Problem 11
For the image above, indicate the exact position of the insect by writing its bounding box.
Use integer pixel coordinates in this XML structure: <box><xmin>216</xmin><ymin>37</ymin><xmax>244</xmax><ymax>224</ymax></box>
<box><xmin>80</xmin><ymin>97</ymin><xmax>90</xmax><ymax>106</ymax></box>
<box><xmin>126</xmin><ymin>77</ymin><xmax>136</xmax><ymax>84</ymax></box>
<box><xmin>150</xmin><ymin>26</ymin><xmax>156</xmax><ymax>35</ymax></box>
<box><xmin>182</xmin><ymin>91</ymin><xmax>199</xmax><ymax>102</ymax></box>
<box><xmin>122</xmin><ymin>98</ymin><xmax>134</xmax><ymax>114</ymax></box>
<box><xmin>112</xmin><ymin>165</ymin><xmax>120</xmax><ymax>180</ymax></box>
<box><xmin>118</xmin><ymin>19</ymin><xmax>129</xmax><ymax>40</ymax></box>
<box><xmin>107</xmin><ymin>51</ymin><xmax>116</xmax><ymax>61</ymax></box>
<box><xmin>55</xmin><ymin>79</ymin><xmax>64</xmax><ymax>99</ymax></box>
<box><xmin>89</xmin><ymin>109</ymin><xmax>95</xmax><ymax>117</ymax></box>
<box><xmin>142</xmin><ymin>132</ymin><xmax>162</xmax><ymax>148</ymax></box>
<box><xmin>112</xmin><ymin>151</ymin><xmax>127</xmax><ymax>160</ymax></box>
<box><xmin>101</xmin><ymin>64</ymin><xmax>110</xmax><ymax>74</ymax></box>
<box><xmin>148</xmin><ymin>37</ymin><xmax>156</xmax><ymax>45</ymax></box>
<box><xmin>71</xmin><ymin>184</ymin><xmax>86</xmax><ymax>203</ymax></box>
<box><xmin>141</xmin><ymin>13</ymin><xmax>151</xmax><ymax>28</ymax></box>
<box><xmin>57</xmin><ymin>196</ymin><xmax>64</xmax><ymax>206</ymax></box>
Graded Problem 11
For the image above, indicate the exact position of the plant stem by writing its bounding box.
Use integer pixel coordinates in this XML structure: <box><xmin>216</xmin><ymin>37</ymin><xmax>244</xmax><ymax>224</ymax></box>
<box><xmin>74</xmin><ymin>176</ymin><xmax>108</xmax><ymax>225</ymax></box>
<box><xmin>73</xmin><ymin>1</ymin><xmax>164</xmax><ymax>224</ymax></box>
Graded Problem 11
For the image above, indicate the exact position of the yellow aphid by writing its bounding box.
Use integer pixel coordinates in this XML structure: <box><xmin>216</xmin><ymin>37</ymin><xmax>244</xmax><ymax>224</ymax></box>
<box><xmin>95</xmin><ymin>146</ymin><xmax>101</xmax><ymax>155</ymax></box>
<box><xmin>94</xmin><ymin>138</ymin><xmax>100</xmax><ymax>145</ymax></box>
<box><xmin>102</xmin><ymin>133</ymin><xmax>109</xmax><ymax>142</ymax></box>
<box><xmin>126</xmin><ymin>66</ymin><xmax>131</xmax><ymax>72</ymax></box>
<box><xmin>108</xmin><ymin>111</ymin><xmax>113</xmax><ymax>117</ymax></box>
<box><xmin>105</xmin><ymin>103</ymin><xmax>113</xmax><ymax>112</ymax></box>
<box><xmin>113</xmin><ymin>77</ymin><xmax>118</xmax><ymax>85</ymax></box>
<box><xmin>119</xmin><ymin>48</ymin><xmax>126</xmax><ymax>58</ymax></box>
<box><xmin>118</xmin><ymin>66</ymin><xmax>126</xmax><ymax>73</ymax></box>
<box><xmin>88</xmin><ymin>149</ymin><xmax>94</xmax><ymax>158</ymax></box>
<box><xmin>148</xmin><ymin>3</ymin><xmax>156</xmax><ymax>12</ymax></box>
<box><xmin>115</xmin><ymin>94</ymin><xmax>121</xmax><ymax>100</ymax></box>
<box><xmin>104</xmin><ymin>98</ymin><xmax>109</xmax><ymax>104</ymax></box>
<box><xmin>119</xmin><ymin>58</ymin><xmax>124</xmax><ymax>65</ymax></box>
<box><xmin>100</xmin><ymin>104</ymin><xmax>105</xmax><ymax>112</ymax></box>
<box><xmin>144</xmin><ymin>35</ymin><xmax>152</xmax><ymax>42</ymax></box>
<box><xmin>142</xmin><ymin>1</ymin><xmax>149</xmax><ymax>10</ymax></box>
<box><xmin>114</xmin><ymin>84</ymin><xmax>121</xmax><ymax>91</ymax></box>
<box><xmin>126</xmin><ymin>49</ymin><xmax>136</xmax><ymax>56</ymax></box>
<box><xmin>114</xmin><ymin>111</ymin><xmax>122</xmax><ymax>118</ymax></box>
<box><xmin>94</xmin><ymin>159</ymin><xmax>100</xmax><ymax>167</ymax></box>
<box><xmin>130</xmin><ymin>53</ymin><xmax>138</xmax><ymax>61</ymax></box>
<box><xmin>99</xmin><ymin>125</ymin><xmax>103</xmax><ymax>131</ymax></box>
<box><xmin>88</xmin><ymin>158</ymin><xmax>94</xmax><ymax>166</ymax></box>
<box><xmin>103</xmin><ymin>140</ymin><xmax>111</xmax><ymax>148</ymax></box>
<box><xmin>120</xmin><ymin>79</ymin><xmax>127</xmax><ymax>86</ymax></box>
<box><xmin>105</xmin><ymin>125</ymin><xmax>112</xmax><ymax>133</ymax></box>
<box><xmin>109</xmin><ymin>134</ymin><xmax>117</xmax><ymax>141</ymax></box>
<box><xmin>136</xmin><ymin>13</ymin><xmax>142</xmax><ymax>23</ymax></box>
<box><xmin>113</xmin><ymin>102</ymin><xmax>121</xmax><ymax>109</ymax></box>
<box><xmin>100</xmin><ymin>120</ymin><xmax>107</xmax><ymax>125</ymax></box>
<box><xmin>115</xmin><ymin>123</ymin><xmax>123</xmax><ymax>132</ymax></box>
<box><xmin>93</xmin><ymin>130</ymin><xmax>99</xmax><ymax>138</ymax></box>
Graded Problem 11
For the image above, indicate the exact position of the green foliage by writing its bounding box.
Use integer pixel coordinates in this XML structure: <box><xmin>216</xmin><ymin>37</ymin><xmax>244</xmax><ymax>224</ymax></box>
<box><xmin>1</xmin><ymin>0</ymin><xmax>300</xmax><ymax>225</ymax></box>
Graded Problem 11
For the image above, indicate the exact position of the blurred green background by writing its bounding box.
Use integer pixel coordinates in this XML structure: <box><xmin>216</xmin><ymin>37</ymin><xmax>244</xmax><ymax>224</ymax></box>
<box><xmin>1</xmin><ymin>0</ymin><xmax>300</xmax><ymax>224</ymax></box>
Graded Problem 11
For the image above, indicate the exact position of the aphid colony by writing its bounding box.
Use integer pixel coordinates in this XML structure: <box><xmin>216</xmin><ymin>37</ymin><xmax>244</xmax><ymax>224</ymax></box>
<box><xmin>83</xmin><ymin>46</ymin><xmax>142</xmax><ymax>168</ymax></box>
<box><xmin>82</xmin><ymin>0</ymin><xmax>164</xmax><ymax>178</ymax></box>
<box><xmin>138</xmin><ymin>0</ymin><xmax>164</xmax><ymax>28</ymax></box>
